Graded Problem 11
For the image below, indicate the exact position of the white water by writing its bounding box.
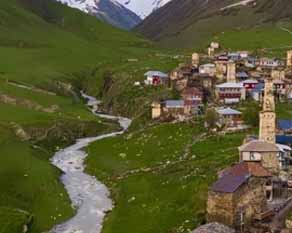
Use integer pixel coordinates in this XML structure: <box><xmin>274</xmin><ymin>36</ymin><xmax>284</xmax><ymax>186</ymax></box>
<box><xmin>50</xmin><ymin>92</ymin><xmax>131</xmax><ymax>233</ymax></box>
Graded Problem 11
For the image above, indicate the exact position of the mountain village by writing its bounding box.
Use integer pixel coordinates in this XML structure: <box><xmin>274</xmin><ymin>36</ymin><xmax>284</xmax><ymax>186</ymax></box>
<box><xmin>140</xmin><ymin>45</ymin><xmax>292</xmax><ymax>233</ymax></box>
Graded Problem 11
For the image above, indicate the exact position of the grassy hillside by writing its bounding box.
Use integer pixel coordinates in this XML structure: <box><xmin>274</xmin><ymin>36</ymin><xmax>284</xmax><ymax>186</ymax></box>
<box><xmin>86</xmin><ymin>123</ymin><xmax>245</xmax><ymax>233</ymax></box>
<box><xmin>0</xmin><ymin>1</ymin><xmax>179</xmax><ymax>232</ymax></box>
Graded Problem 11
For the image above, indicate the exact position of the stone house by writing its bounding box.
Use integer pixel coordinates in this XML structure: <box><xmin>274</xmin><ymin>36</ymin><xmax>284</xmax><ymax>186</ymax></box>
<box><xmin>216</xmin><ymin>82</ymin><xmax>246</xmax><ymax>104</ymax></box>
<box><xmin>238</xmin><ymin>140</ymin><xmax>280</xmax><ymax>174</ymax></box>
<box><xmin>152</xmin><ymin>99</ymin><xmax>199</xmax><ymax>120</ymax></box>
<box><xmin>170</xmin><ymin>65</ymin><xmax>193</xmax><ymax>91</ymax></box>
<box><xmin>207</xmin><ymin>162</ymin><xmax>272</xmax><ymax>231</ymax></box>
<box><xmin>242</xmin><ymin>79</ymin><xmax>259</xmax><ymax>91</ymax></box>
<box><xmin>259</xmin><ymin>58</ymin><xmax>283</xmax><ymax>69</ymax></box>
<box><xmin>216</xmin><ymin>107</ymin><xmax>243</xmax><ymax>128</ymax></box>
<box><xmin>199</xmin><ymin>64</ymin><xmax>216</xmax><ymax>77</ymax></box>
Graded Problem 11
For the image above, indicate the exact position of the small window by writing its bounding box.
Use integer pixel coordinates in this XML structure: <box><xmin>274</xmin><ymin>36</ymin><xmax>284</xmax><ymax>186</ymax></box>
<box><xmin>250</xmin><ymin>153</ymin><xmax>256</xmax><ymax>160</ymax></box>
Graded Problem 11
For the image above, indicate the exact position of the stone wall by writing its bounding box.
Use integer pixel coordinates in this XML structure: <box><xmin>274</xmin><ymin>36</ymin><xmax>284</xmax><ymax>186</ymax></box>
<box><xmin>261</xmin><ymin>151</ymin><xmax>280</xmax><ymax>174</ymax></box>
<box><xmin>207</xmin><ymin>178</ymin><xmax>268</xmax><ymax>230</ymax></box>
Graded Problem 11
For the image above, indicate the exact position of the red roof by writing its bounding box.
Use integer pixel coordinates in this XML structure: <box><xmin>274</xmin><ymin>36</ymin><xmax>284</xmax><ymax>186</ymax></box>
<box><xmin>221</xmin><ymin>162</ymin><xmax>272</xmax><ymax>178</ymax></box>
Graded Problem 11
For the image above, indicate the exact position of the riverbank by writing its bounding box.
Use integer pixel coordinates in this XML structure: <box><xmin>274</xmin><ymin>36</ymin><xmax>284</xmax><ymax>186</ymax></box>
<box><xmin>50</xmin><ymin>93</ymin><xmax>131</xmax><ymax>233</ymax></box>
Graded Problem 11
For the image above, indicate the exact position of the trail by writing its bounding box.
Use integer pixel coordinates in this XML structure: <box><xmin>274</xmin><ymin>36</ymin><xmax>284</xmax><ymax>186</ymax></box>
<box><xmin>50</xmin><ymin>92</ymin><xmax>131</xmax><ymax>233</ymax></box>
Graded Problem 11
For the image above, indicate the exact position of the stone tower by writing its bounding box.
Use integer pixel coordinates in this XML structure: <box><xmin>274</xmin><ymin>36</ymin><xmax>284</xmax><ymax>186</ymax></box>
<box><xmin>287</xmin><ymin>50</ymin><xmax>292</xmax><ymax>67</ymax></box>
<box><xmin>259</xmin><ymin>78</ymin><xmax>276</xmax><ymax>144</ymax></box>
<box><xmin>192</xmin><ymin>53</ymin><xmax>200</xmax><ymax>68</ymax></box>
<box><xmin>227</xmin><ymin>61</ymin><xmax>236</xmax><ymax>83</ymax></box>
<box><xmin>151</xmin><ymin>102</ymin><xmax>161</xmax><ymax>119</ymax></box>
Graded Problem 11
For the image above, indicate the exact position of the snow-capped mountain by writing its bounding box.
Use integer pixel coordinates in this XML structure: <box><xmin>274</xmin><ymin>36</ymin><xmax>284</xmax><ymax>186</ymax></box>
<box><xmin>116</xmin><ymin>0</ymin><xmax>171</xmax><ymax>19</ymax></box>
<box><xmin>55</xmin><ymin>0</ymin><xmax>141</xmax><ymax>29</ymax></box>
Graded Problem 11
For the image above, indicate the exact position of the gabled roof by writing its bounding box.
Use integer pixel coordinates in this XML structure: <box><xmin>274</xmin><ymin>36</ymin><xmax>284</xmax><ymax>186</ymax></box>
<box><xmin>236</xmin><ymin>71</ymin><xmax>249</xmax><ymax>78</ymax></box>
<box><xmin>212</xmin><ymin>162</ymin><xmax>271</xmax><ymax>193</ymax></box>
<box><xmin>211</xmin><ymin>174</ymin><xmax>249</xmax><ymax>193</ymax></box>
<box><xmin>144</xmin><ymin>71</ymin><xmax>168</xmax><ymax>78</ymax></box>
<box><xmin>216</xmin><ymin>82</ymin><xmax>243</xmax><ymax>88</ymax></box>
<box><xmin>278</xmin><ymin>120</ymin><xmax>292</xmax><ymax>130</ymax></box>
<box><xmin>200</xmin><ymin>63</ymin><xmax>215</xmax><ymax>68</ymax></box>
<box><xmin>217</xmin><ymin>107</ymin><xmax>242</xmax><ymax>115</ymax></box>
<box><xmin>239</xmin><ymin>140</ymin><xmax>280</xmax><ymax>152</ymax></box>
<box><xmin>164</xmin><ymin>100</ymin><xmax>184</xmax><ymax>108</ymax></box>
<box><xmin>221</xmin><ymin>162</ymin><xmax>272</xmax><ymax>178</ymax></box>
<box><xmin>242</xmin><ymin>79</ymin><xmax>258</xmax><ymax>84</ymax></box>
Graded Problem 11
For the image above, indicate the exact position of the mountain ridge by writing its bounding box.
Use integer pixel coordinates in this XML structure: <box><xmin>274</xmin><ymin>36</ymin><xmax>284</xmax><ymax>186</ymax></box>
<box><xmin>55</xmin><ymin>0</ymin><xmax>141</xmax><ymax>29</ymax></box>
<box><xmin>136</xmin><ymin>0</ymin><xmax>292</xmax><ymax>48</ymax></box>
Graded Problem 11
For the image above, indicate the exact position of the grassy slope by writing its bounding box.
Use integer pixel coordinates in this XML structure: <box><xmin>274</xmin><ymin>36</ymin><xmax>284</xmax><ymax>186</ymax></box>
<box><xmin>86</xmin><ymin>123</ymin><xmax>245</xmax><ymax>233</ymax></box>
<box><xmin>0</xmin><ymin>1</ymin><xmax>178</xmax><ymax>232</ymax></box>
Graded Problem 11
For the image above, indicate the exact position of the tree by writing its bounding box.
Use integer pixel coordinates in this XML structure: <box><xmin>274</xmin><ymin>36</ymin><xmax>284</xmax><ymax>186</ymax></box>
<box><xmin>205</xmin><ymin>108</ymin><xmax>219</xmax><ymax>129</ymax></box>
<box><xmin>242</xmin><ymin>101</ymin><xmax>260</xmax><ymax>127</ymax></box>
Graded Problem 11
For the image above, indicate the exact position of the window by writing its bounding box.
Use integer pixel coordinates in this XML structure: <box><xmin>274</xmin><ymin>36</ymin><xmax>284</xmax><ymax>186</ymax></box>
<box><xmin>250</xmin><ymin>153</ymin><xmax>256</xmax><ymax>160</ymax></box>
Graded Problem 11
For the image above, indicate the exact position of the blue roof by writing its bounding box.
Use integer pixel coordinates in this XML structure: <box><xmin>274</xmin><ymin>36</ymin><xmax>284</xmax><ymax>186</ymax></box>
<box><xmin>164</xmin><ymin>100</ymin><xmax>184</xmax><ymax>108</ymax></box>
<box><xmin>278</xmin><ymin>120</ymin><xmax>292</xmax><ymax>130</ymax></box>
<box><xmin>276</xmin><ymin>135</ymin><xmax>292</xmax><ymax>144</ymax></box>
<box><xmin>236</xmin><ymin>71</ymin><xmax>249</xmax><ymax>78</ymax></box>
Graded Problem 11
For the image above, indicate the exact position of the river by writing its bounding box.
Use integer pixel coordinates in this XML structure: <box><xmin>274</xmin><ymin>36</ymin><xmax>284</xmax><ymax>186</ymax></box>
<box><xmin>50</xmin><ymin>93</ymin><xmax>131</xmax><ymax>233</ymax></box>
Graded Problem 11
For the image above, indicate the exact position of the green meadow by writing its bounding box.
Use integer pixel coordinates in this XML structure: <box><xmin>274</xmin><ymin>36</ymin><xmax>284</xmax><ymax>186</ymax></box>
<box><xmin>86</xmin><ymin>123</ymin><xmax>245</xmax><ymax>233</ymax></box>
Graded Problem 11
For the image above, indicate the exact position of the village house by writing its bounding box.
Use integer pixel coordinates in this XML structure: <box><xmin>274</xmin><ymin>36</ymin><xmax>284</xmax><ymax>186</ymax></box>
<box><xmin>216</xmin><ymin>107</ymin><xmax>243</xmax><ymax>128</ymax></box>
<box><xmin>170</xmin><ymin>64</ymin><xmax>194</xmax><ymax>91</ymax></box>
<box><xmin>245</xmin><ymin>56</ymin><xmax>258</xmax><ymax>68</ymax></box>
<box><xmin>144</xmin><ymin>71</ymin><xmax>168</xmax><ymax>86</ymax></box>
<box><xmin>207</xmin><ymin>161</ymin><xmax>272</xmax><ymax>231</ymax></box>
<box><xmin>211</xmin><ymin>42</ymin><xmax>220</xmax><ymax>49</ymax></box>
<box><xmin>216</xmin><ymin>82</ymin><xmax>246</xmax><ymax>104</ymax></box>
<box><xmin>182</xmin><ymin>87</ymin><xmax>204</xmax><ymax>114</ymax></box>
<box><xmin>226</xmin><ymin>61</ymin><xmax>236</xmax><ymax>83</ymax></box>
<box><xmin>181</xmin><ymin>87</ymin><xmax>203</xmax><ymax>104</ymax></box>
<box><xmin>192</xmin><ymin>53</ymin><xmax>200</xmax><ymax>68</ymax></box>
<box><xmin>199</xmin><ymin>63</ymin><xmax>216</xmax><ymax>77</ymax></box>
<box><xmin>190</xmin><ymin>73</ymin><xmax>215</xmax><ymax>90</ymax></box>
<box><xmin>239</xmin><ymin>140</ymin><xmax>280</xmax><ymax>174</ymax></box>
<box><xmin>251</xmin><ymin>82</ymin><xmax>264</xmax><ymax>102</ymax></box>
<box><xmin>271</xmin><ymin>69</ymin><xmax>285</xmax><ymax>80</ymax></box>
<box><xmin>214</xmin><ymin>55</ymin><xmax>228</xmax><ymax>79</ymax></box>
<box><xmin>151</xmin><ymin>97</ymin><xmax>201</xmax><ymax>120</ymax></box>
<box><xmin>242</xmin><ymin>79</ymin><xmax>259</xmax><ymax>91</ymax></box>
<box><xmin>259</xmin><ymin>58</ymin><xmax>283</xmax><ymax>69</ymax></box>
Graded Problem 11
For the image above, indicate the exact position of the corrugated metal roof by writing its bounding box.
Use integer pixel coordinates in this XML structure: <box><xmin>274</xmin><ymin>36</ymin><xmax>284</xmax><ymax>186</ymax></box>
<box><xmin>164</xmin><ymin>100</ymin><xmax>184</xmax><ymax>108</ymax></box>
<box><xmin>144</xmin><ymin>71</ymin><xmax>168</xmax><ymax>78</ymax></box>
<box><xmin>239</xmin><ymin>140</ymin><xmax>280</xmax><ymax>152</ymax></box>
<box><xmin>278</xmin><ymin>120</ymin><xmax>292</xmax><ymax>130</ymax></box>
<box><xmin>217</xmin><ymin>107</ymin><xmax>242</xmax><ymax>115</ymax></box>
<box><xmin>216</xmin><ymin>82</ymin><xmax>243</xmax><ymax>88</ymax></box>
<box><xmin>211</xmin><ymin>174</ymin><xmax>249</xmax><ymax>193</ymax></box>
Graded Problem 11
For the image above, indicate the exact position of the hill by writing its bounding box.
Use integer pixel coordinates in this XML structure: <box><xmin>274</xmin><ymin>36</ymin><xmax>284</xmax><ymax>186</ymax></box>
<box><xmin>0</xmin><ymin>1</ymin><xmax>178</xmax><ymax>232</ymax></box>
<box><xmin>136</xmin><ymin>0</ymin><xmax>292</xmax><ymax>49</ymax></box>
